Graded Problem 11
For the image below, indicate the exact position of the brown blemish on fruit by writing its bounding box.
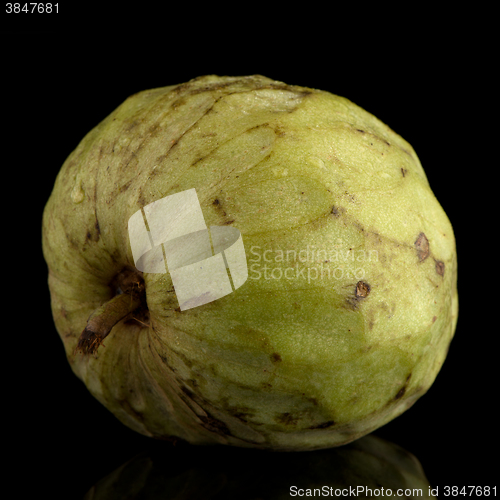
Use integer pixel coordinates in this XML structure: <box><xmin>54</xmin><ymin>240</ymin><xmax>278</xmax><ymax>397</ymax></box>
<box><xmin>432</xmin><ymin>316</ymin><xmax>437</xmax><ymax>323</ymax></box>
<box><xmin>435</xmin><ymin>260</ymin><xmax>445</xmax><ymax>276</ymax></box>
<box><xmin>187</xmin><ymin>378</ymin><xmax>199</xmax><ymax>388</ymax></box>
<box><xmin>276</xmin><ymin>412</ymin><xmax>298</xmax><ymax>426</ymax></box>
<box><xmin>394</xmin><ymin>373</ymin><xmax>412</xmax><ymax>401</ymax></box>
<box><xmin>171</xmin><ymin>97</ymin><xmax>187</xmax><ymax>108</ymax></box>
<box><xmin>274</xmin><ymin>124</ymin><xmax>286</xmax><ymax>137</ymax></box>
<box><xmin>85</xmin><ymin>219</ymin><xmax>101</xmax><ymax>243</ymax></box>
<box><xmin>191</xmin><ymin>156</ymin><xmax>206</xmax><ymax>167</ymax></box>
<box><xmin>415</xmin><ymin>232</ymin><xmax>430</xmax><ymax>262</ymax></box>
<box><xmin>213</xmin><ymin>198</ymin><xmax>227</xmax><ymax>216</ymax></box>
<box><xmin>179</xmin><ymin>386</ymin><xmax>239</xmax><ymax>438</ymax></box>
<box><xmin>119</xmin><ymin>178</ymin><xmax>133</xmax><ymax>193</ymax></box>
<box><xmin>181</xmin><ymin>385</ymin><xmax>194</xmax><ymax>399</ymax></box>
<box><xmin>355</xmin><ymin>281</ymin><xmax>371</xmax><ymax>298</ymax></box>
<box><xmin>270</xmin><ymin>352</ymin><xmax>282</xmax><ymax>363</ymax></box>
<box><xmin>394</xmin><ymin>386</ymin><xmax>406</xmax><ymax>400</ymax></box>
<box><xmin>401</xmin><ymin>168</ymin><xmax>408</xmax><ymax>177</ymax></box>
<box><xmin>346</xmin><ymin>281</ymin><xmax>371</xmax><ymax>310</ymax></box>
<box><xmin>331</xmin><ymin>206</ymin><xmax>346</xmax><ymax>218</ymax></box>
<box><xmin>199</xmin><ymin>411</ymin><xmax>232</xmax><ymax>436</ymax></box>
<box><xmin>187</xmin><ymin>79</ymin><xmax>246</xmax><ymax>95</ymax></box>
<box><xmin>309</xmin><ymin>420</ymin><xmax>335</xmax><ymax>429</ymax></box>
<box><xmin>137</xmin><ymin>187</ymin><xmax>146</xmax><ymax>207</ymax></box>
<box><xmin>227</xmin><ymin>406</ymin><xmax>255</xmax><ymax>422</ymax></box>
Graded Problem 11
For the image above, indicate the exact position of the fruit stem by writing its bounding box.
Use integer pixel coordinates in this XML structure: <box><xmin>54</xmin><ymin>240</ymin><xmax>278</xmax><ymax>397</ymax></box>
<box><xmin>75</xmin><ymin>281</ymin><xmax>145</xmax><ymax>355</ymax></box>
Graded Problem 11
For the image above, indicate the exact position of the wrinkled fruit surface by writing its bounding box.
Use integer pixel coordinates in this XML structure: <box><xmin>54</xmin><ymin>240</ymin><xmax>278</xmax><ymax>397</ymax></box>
<box><xmin>42</xmin><ymin>75</ymin><xmax>458</xmax><ymax>450</ymax></box>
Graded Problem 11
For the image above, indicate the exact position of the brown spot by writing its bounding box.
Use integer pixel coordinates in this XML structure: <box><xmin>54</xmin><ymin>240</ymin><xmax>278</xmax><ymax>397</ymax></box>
<box><xmin>356</xmin><ymin>129</ymin><xmax>365</xmax><ymax>133</ymax></box>
<box><xmin>199</xmin><ymin>412</ymin><xmax>232</xmax><ymax>436</ymax></box>
<box><xmin>270</xmin><ymin>352</ymin><xmax>282</xmax><ymax>363</ymax></box>
<box><xmin>331</xmin><ymin>206</ymin><xmax>345</xmax><ymax>218</ymax></box>
<box><xmin>346</xmin><ymin>281</ymin><xmax>371</xmax><ymax>310</ymax></box>
<box><xmin>181</xmin><ymin>385</ymin><xmax>194</xmax><ymax>399</ymax></box>
<box><xmin>227</xmin><ymin>406</ymin><xmax>255</xmax><ymax>422</ymax></box>
<box><xmin>213</xmin><ymin>198</ymin><xmax>220</xmax><ymax>206</ymax></box>
<box><xmin>401</xmin><ymin>168</ymin><xmax>408</xmax><ymax>177</ymax></box>
<box><xmin>119</xmin><ymin>178</ymin><xmax>133</xmax><ymax>193</ymax></box>
<box><xmin>276</xmin><ymin>412</ymin><xmax>298</xmax><ymax>426</ymax></box>
<box><xmin>148</xmin><ymin>122</ymin><xmax>161</xmax><ymax>137</ymax></box>
<box><xmin>395</xmin><ymin>386</ymin><xmax>406</xmax><ymax>400</ymax></box>
<box><xmin>435</xmin><ymin>260</ymin><xmax>445</xmax><ymax>276</ymax></box>
<box><xmin>309</xmin><ymin>420</ymin><xmax>335</xmax><ymax>429</ymax></box>
<box><xmin>355</xmin><ymin>281</ymin><xmax>371</xmax><ymax>298</ymax></box>
<box><xmin>432</xmin><ymin>316</ymin><xmax>437</xmax><ymax>323</ymax></box>
<box><xmin>184</xmin><ymin>82</ymin><xmax>231</xmax><ymax>96</ymax></box>
<box><xmin>137</xmin><ymin>187</ymin><xmax>146</xmax><ymax>207</ymax></box>
<box><xmin>394</xmin><ymin>373</ymin><xmax>412</xmax><ymax>401</ymax></box>
<box><xmin>274</xmin><ymin>124</ymin><xmax>286</xmax><ymax>137</ymax></box>
<box><xmin>171</xmin><ymin>97</ymin><xmax>187</xmax><ymax>108</ymax></box>
<box><xmin>191</xmin><ymin>156</ymin><xmax>206</xmax><ymax>167</ymax></box>
<box><xmin>85</xmin><ymin>219</ymin><xmax>101</xmax><ymax>243</ymax></box>
<box><xmin>223</xmin><ymin>219</ymin><xmax>235</xmax><ymax>225</ymax></box>
<box><xmin>415</xmin><ymin>232</ymin><xmax>430</xmax><ymax>261</ymax></box>
<box><xmin>231</xmin><ymin>412</ymin><xmax>249</xmax><ymax>423</ymax></box>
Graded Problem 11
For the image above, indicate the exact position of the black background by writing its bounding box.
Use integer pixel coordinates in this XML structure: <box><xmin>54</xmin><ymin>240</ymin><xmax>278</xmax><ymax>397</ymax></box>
<box><xmin>3</xmin><ymin>20</ymin><xmax>494</xmax><ymax>500</ymax></box>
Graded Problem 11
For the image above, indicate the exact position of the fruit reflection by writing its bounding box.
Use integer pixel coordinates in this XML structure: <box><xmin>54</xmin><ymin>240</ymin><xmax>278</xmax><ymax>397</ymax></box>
<box><xmin>84</xmin><ymin>434</ymin><xmax>436</xmax><ymax>499</ymax></box>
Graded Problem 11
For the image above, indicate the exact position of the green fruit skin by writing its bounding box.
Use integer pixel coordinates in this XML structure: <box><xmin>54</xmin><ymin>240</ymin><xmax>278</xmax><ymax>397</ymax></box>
<box><xmin>42</xmin><ymin>75</ymin><xmax>458</xmax><ymax>450</ymax></box>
